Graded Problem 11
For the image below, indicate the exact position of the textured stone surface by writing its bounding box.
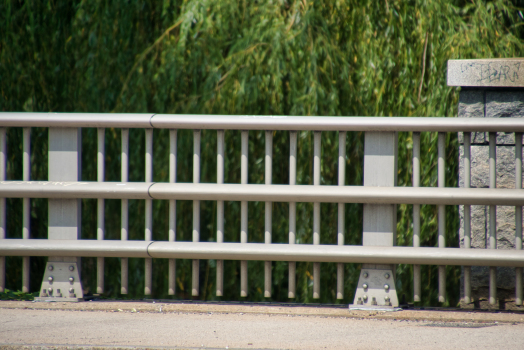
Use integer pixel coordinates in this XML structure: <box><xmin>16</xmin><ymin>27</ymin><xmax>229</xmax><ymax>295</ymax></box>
<box><xmin>458</xmin><ymin>145</ymin><xmax>523</xmax><ymax>249</ymax></box>
<box><xmin>458</xmin><ymin>90</ymin><xmax>524</xmax><ymax>145</ymax></box>
<box><xmin>458</xmin><ymin>205</ymin><xmax>487</xmax><ymax>249</ymax></box>
<box><xmin>458</xmin><ymin>90</ymin><xmax>485</xmax><ymax>144</ymax></box>
<box><xmin>456</xmin><ymin>87</ymin><xmax>524</xmax><ymax>307</ymax></box>
<box><xmin>448</xmin><ymin>59</ymin><xmax>524</xmax><ymax>87</ymax></box>
<box><xmin>470</xmin><ymin>266</ymin><xmax>522</xmax><ymax>291</ymax></box>
<box><xmin>458</xmin><ymin>145</ymin><xmax>522</xmax><ymax>190</ymax></box>
<box><xmin>486</xmin><ymin>91</ymin><xmax>524</xmax><ymax>144</ymax></box>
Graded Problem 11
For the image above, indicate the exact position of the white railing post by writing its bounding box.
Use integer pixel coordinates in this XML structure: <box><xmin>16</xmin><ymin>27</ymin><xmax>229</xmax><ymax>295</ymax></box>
<box><xmin>313</xmin><ymin>131</ymin><xmax>321</xmax><ymax>299</ymax></box>
<box><xmin>288</xmin><ymin>131</ymin><xmax>297</xmax><ymax>299</ymax></box>
<box><xmin>168</xmin><ymin>129</ymin><xmax>177</xmax><ymax>296</ymax></box>
<box><xmin>36</xmin><ymin>127</ymin><xmax>83</xmax><ymax>301</ymax></box>
<box><xmin>337</xmin><ymin>131</ymin><xmax>346</xmax><ymax>300</ymax></box>
<box><xmin>412</xmin><ymin>131</ymin><xmax>422</xmax><ymax>302</ymax></box>
<box><xmin>22</xmin><ymin>127</ymin><xmax>31</xmax><ymax>293</ymax></box>
<box><xmin>352</xmin><ymin>131</ymin><xmax>399</xmax><ymax>308</ymax></box>
<box><xmin>121</xmin><ymin>128</ymin><xmax>129</xmax><ymax>295</ymax></box>
<box><xmin>216</xmin><ymin>130</ymin><xmax>225</xmax><ymax>297</ymax></box>
<box><xmin>240</xmin><ymin>130</ymin><xmax>249</xmax><ymax>297</ymax></box>
<box><xmin>264</xmin><ymin>130</ymin><xmax>272</xmax><ymax>298</ymax></box>
<box><xmin>438</xmin><ymin>132</ymin><xmax>447</xmax><ymax>303</ymax></box>
<box><xmin>97</xmin><ymin>128</ymin><xmax>105</xmax><ymax>295</ymax></box>
<box><xmin>0</xmin><ymin>128</ymin><xmax>5</xmax><ymax>293</ymax></box>
<box><xmin>145</xmin><ymin>128</ymin><xmax>153</xmax><ymax>296</ymax></box>
<box><xmin>192</xmin><ymin>130</ymin><xmax>201</xmax><ymax>297</ymax></box>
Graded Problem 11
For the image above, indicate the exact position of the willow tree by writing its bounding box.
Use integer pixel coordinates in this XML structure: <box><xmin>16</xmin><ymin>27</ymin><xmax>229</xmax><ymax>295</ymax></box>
<box><xmin>1</xmin><ymin>0</ymin><xmax>523</xmax><ymax>305</ymax></box>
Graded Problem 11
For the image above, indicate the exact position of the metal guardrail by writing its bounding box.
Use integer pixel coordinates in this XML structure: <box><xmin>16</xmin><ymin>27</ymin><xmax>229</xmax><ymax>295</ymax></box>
<box><xmin>2</xmin><ymin>239</ymin><xmax>524</xmax><ymax>267</ymax></box>
<box><xmin>0</xmin><ymin>114</ymin><xmax>523</xmax><ymax>307</ymax></box>
<box><xmin>0</xmin><ymin>181</ymin><xmax>523</xmax><ymax>205</ymax></box>
<box><xmin>2</xmin><ymin>112</ymin><xmax>524</xmax><ymax>131</ymax></box>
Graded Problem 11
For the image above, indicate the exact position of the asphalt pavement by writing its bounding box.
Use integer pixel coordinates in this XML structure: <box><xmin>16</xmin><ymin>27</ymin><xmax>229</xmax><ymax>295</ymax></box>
<box><xmin>1</xmin><ymin>301</ymin><xmax>524</xmax><ymax>350</ymax></box>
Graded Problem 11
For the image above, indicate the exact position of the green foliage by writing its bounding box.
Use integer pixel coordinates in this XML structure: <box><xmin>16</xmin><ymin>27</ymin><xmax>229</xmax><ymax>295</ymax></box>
<box><xmin>0</xmin><ymin>288</ymin><xmax>38</xmax><ymax>301</ymax></box>
<box><xmin>0</xmin><ymin>0</ymin><xmax>523</xmax><ymax>306</ymax></box>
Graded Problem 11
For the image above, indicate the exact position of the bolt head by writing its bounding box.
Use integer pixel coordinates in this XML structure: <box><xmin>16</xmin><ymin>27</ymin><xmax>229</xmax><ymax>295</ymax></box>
<box><xmin>362</xmin><ymin>283</ymin><xmax>368</xmax><ymax>289</ymax></box>
<box><xmin>48</xmin><ymin>265</ymin><xmax>54</xmax><ymax>271</ymax></box>
<box><xmin>69</xmin><ymin>277</ymin><xmax>74</xmax><ymax>282</ymax></box>
<box><xmin>384</xmin><ymin>273</ymin><xmax>390</xmax><ymax>279</ymax></box>
<box><xmin>69</xmin><ymin>288</ymin><xmax>74</xmax><ymax>293</ymax></box>
<box><xmin>363</xmin><ymin>272</ymin><xmax>368</xmax><ymax>278</ymax></box>
<box><xmin>48</xmin><ymin>276</ymin><xmax>53</xmax><ymax>282</ymax></box>
<box><xmin>363</xmin><ymin>295</ymin><xmax>368</xmax><ymax>302</ymax></box>
<box><xmin>384</xmin><ymin>296</ymin><xmax>390</xmax><ymax>302</ymax></box>
<box><xmin>384</xmin><ymin>284</ymin><xmax>390</xmax><ymax>291</ymax></box>
<box><xmin>48</xmin><ymin>287</ymin><xmax>53</xmax><ymax>293</ymax></box>
<box><xmin>69</xmin><ymin>265</ymin><xmax>75</xmax><ymax>271</ymax></box>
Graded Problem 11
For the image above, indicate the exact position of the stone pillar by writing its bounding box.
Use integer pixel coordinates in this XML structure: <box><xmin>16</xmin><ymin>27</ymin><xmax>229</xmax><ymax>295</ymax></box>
<box><xmin>448</xmin><ymin>58</ymin><xmax>524</xmax><ymax>309</ymax></box>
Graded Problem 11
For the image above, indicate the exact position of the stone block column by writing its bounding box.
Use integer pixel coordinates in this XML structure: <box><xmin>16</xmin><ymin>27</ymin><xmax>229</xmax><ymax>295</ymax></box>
<box><xmin>448</xmin><ymin>58</ymin><xmax>524</xmax><ymax>309</ymax></box>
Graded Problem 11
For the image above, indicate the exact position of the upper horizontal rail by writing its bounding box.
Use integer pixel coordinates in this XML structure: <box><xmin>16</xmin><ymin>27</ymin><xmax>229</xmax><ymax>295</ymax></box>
<box><xmin>2</xmin><ymin>113</ymin><xmax>524</xmax><ymax>132</ymax></box>
<box><xmin>1</xmin><ymin>181</ymin><xmax>524</xmax><ymax>206</ymax></box>
<box><xmin>151</xmin><ymin>115</ymin><xmax>524</xmax><ymax>132</ymax></box>
<box><xmin>0</xmin><ymin>113</ymin><xmax>155</xmax><ymax>128</ymax></box>
<box><xmin>1</xmin><ymin>239</ymin><xmax>524</xmax><ymax>267</ymax></box>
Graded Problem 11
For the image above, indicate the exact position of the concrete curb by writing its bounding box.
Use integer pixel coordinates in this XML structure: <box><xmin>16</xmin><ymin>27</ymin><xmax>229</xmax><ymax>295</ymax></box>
<box><xmin>2</xmin><ymin>300</ymin><xmax>524</xmax><ymax>324</ymax></box>
<box><xmin>0</xmin><ymin>346</ymin><xmax>230</xmax><ymax>350</ymax></box>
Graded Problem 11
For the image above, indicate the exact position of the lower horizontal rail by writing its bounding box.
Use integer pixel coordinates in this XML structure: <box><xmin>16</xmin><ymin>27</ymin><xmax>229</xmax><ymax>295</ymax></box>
<box><xmin>0</xmin><ymin>181</ymin><xmax>523</xmax><ymax>205</ymax></box>
<box><xmin>1</xmin><ymin>239</ymin><xmax>524</xmax><ymax>267</ymax></box>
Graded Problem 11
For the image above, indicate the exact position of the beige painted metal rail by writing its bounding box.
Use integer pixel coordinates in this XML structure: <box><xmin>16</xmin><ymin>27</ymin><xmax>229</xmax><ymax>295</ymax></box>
<box><xmin>0</xmin><ymin>114</ymin><xmax>522</xmax><ymax>307</ymax></box>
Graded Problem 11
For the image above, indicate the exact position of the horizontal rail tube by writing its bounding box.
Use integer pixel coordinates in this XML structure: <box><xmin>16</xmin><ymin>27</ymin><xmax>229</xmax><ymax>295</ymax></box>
<box><xmin>1</xmin><ymin>181</ymin><xmax>523</xmax><ymax>206</ymax></box>
<box><xmin>2</xmin><ymin>113</ymin><xmax>524</xmax><ymax>132</ymax></box>
<box><xmin>0</xmin><ymin>181</ymin><xmax>152</xmax><ymax>199</ymax></box>
<box><xmin>151</xmin><ymin>184</ymin><xmax>524</xmax><ymax>206</ymax></box>
<box><xmin>0</xmin><ymin>113</ymin><xmax>155</xmax><ymax>128</ymax></box>
<box><xmin>151</xmin><ymin>115</ymin><xmax>524</xmax><ymax>132</ymax></box>
<box><xmin>1</xmin><ymin>239</ymin><xmax>524</xmax><ymax>267</ymax></box>
<box><xmin>1</xmin><ymin>239</ymin><xmax>152</xmax><ymax>258</ymax></box>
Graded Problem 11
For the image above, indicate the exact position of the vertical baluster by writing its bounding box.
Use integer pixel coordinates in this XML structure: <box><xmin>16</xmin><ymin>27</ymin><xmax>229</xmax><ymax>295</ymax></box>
<box><xmin>145</xmin><ymin>128</ymin><xmax>153</xmax><ymax>296</ymax></box>
<box><xmin>168</xmin><ymin>129</ymin><xmax>177</xmax><ymax>296</ymax></box>
<box><xmin>0</xmin><ymin>128</ymin><xmax>5</xmax><ymax>293</ymax></box>
<box><xmin>264</xmin><ymin>131</ymin><xmax>273</xmax><ymax>298</ymax></box>
<box><xmin>313</xmin><ymin>131</ymin><xmax>321</xmax><ymax>299</ymax></box>
<box><xmin>192</xmin><ymin>130</ymin><xmax>201</xmax><ymax>297</ymax></box>
<box><xmin>489</xmin><ymin>132</ymin><xmax>497</xmax><ymax>305</ymax></box>
<box><xmin>412</xmin><ymin>132</ymin><xmax>421</xmax><ymax>302</ymax></box>
<box><xmin>288</xmin><ymin>131</ymin><xmax>297</xmax><ymax>299</ymax></box>
<box><xmin>97</xmin><ymin>128</ymin><xmax>105</xmax><ymax>294</ymax></box>
<box><xmin>121</xmin><ymin>128</ymin><xmax>129</xmax><ymax>294</ymax></box>
<box><xmin>216</xmin><ymin>130</ymin><xmax>225</xmax><ymax>297</ymax></box>
<box><xmin>240</xmin><ymin>130</ymin><xmax>248</xmax><ymax>297</ymax></box>
<box><xmin>437</xmin><ymin>132</ymin><xmax>446</xmax><ymax>303</ymax></box>
<box><xmin>463</xmin><ymin>132</ymin><xmax>472</xmax><ymax>304</ymax></box>
<box><xmin>336</xmin><ymin>131</ymin><xmax>346</xmax><ymax>300</ymax></box>
<box><xmin>516</xmin><ymin>132</ymin><xmax>523</xmax><ymax>306</ymax></box>
<box><xmin>22</xmin><ymin>127</ymin><xmax>30</xmax><ymax>293</ymax></box>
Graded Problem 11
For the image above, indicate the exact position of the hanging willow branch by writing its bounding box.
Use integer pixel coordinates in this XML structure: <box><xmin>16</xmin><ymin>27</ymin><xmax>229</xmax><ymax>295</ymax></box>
<box><xmin>113</xmin><ymin>18</ymin><xmax>184</xmax><ymax>112</ymax></box>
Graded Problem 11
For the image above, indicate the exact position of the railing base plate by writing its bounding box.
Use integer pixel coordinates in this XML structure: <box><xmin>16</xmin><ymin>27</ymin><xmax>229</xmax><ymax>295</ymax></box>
<box><xmin>34</xmin><ymin>297</ymin><xmax>85</xmax><ymax>302</ymax></box>
<box><xmin>348</xmin><ymin>305</ymin><xmax>402</xmax><ymax>312</ymax></box>
<box><xmin>37</xmin><ymin>262</ymin><xmax>84</xmax><ymax>302</ymax></box>
<box><xmin>353</xmin><ymin>267</ymin><xmax>399</xmax><ymax>307</ymax></box>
